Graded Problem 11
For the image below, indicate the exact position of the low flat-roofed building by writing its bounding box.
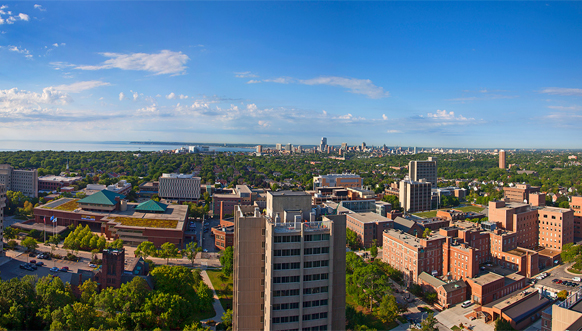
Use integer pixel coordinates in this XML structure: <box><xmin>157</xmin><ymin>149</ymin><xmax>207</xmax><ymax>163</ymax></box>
<box><xmin>38</xmin><ymin>175</ymin><xmax>83</xmax><ymax>191</ymax></box>
<box><xmin>313</xmin><ymin>173</ymin><xmax>362</xmax><ymax>190</ymax></box>
<box><xmin>158</xmin><ymin>173</ymin><xmax>201</xmax><ymax>203</ymax></box>
<box><xmin>480</xmin><ymin>289</ymin><xmax>553</xmax><ymax>330</ymax></box>
<box><xmin>504</xmin><ymin>184</ymin><xmax>540</xmax><ymax>203</ymax></box>
<box><xmin>548</xmin><ymin>288</ymin><xmax>582</xmax><ymax>331</ymax></box>
<box><xmin>137</xmin><ymin>181</ymin><xmax>159</xmax><ymax>199</ymax></box>
<box><xmin>465</xmin><ymin>271</ymin><xmax>526</xmax><ymax>305</ymax></box>
<box><xmin>212</xmin><ymin>225</ymin><xmax>234</xmax><ymax>250</ymax></box>
<box><xmin>33</xmin><ymin>190</ymin><xmax>188</xmax><ymax>247</ymax></box>
<box><xmin>212</xmin><ymin>185</ymin><xmax>253</xmax><ymax>219</ymax></box>
<box><xmin>346</xmin><ymin>212</ymin><xmax>393</xmax><ymax>248</ymax></box>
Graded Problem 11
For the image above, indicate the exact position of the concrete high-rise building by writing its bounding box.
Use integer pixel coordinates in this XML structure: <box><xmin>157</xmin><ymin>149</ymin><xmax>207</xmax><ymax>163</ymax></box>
<box><xmin>257</xmin><ymin>145</ymin><xmax>263</xmax><ymax>154</ymax></box>
<box><xmin>233</xmin><ymin>202</ymin><xmax>346</xmax><ymax>331</ymax></box>
<box><xmin>399</xmin><ymin>177</ymin><xmax>432</xmax><ymax>213</ymax></box>
<box><xmin>297</xmin><ymin>145</ymin><xmax>302</xmax><ymax>153</ymax></box>
<box><xmin>286</xmin><ymin>143</ymin><xmax>292</xmax><ymax>152</ymax></box>
<box><xmin>361</xmin><ymin>142</ymin><xmax>366</xmax><ymax>151</ymax></box>
<box><xmin>341</xmin><ymin>143</ymin><xmax>347</xmax><ymax>151</ymax></box>
<box><xmin>158</xmin><ymin>173</ymin><xmax>201</xmax><ymax>202</ymax></box>
<box><xmin>0</xmin><ymin>184</ymin><xmax>5</xmax><ymax>255</ymax></box>
<box><xmin>409</xmin><ymin>157</ymin><xmax>438</xmax><ymax>189</ymax></box>
<box><xmin>499</xmin><ymin>150</ymin><xmax>506</xmax><ymax>169</ymax></box>
<box><xmin>276</xmin><ymin>144</ymin><xmax>282</xmax><ymax>151</ymax></box>
<box><xmin>0</xmin><ymin>164</ymin><xmax>38</xmax><ymax>198</ymax></box>
<box><xmin>413</xmin><ymin>147</ymin><xmax>417</xmax><ymax>154</ymax></box>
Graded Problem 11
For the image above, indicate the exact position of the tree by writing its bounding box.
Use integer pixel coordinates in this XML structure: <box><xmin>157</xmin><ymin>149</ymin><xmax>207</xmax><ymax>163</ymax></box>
<box><xmin>558</xmin><ymin>290</ymin><xmax>569</xmax><ymax>300</ymax></box>
<box><xmin>96</xmin><ymin>236</ymin><xmax>106</xmax><ymax>250</ymax></box>
<box><xmin>370</xmin><ymin>240</ymin><xmax>378</xmax><ymax>259</ymax></box>
<box><xmin>184</xmin><ymin>242</ymin><xmax>202</xmax><ymax>267</ymax></box>
<box><xmin>381</xmin><ymin>194</ymin><xmax>401</xmax><ymax>211</ymax></box>
<box><xmin>135</xmin><ymin>241</ymin><xmax>156</xmax><ymax>260</ymax></box>
<box><xmin>22</xmin><ymin>237</ymin><xmax>38</xmax><ymax>252</ymax></box>
<box><xmin>79</xmin><ymin>279</ymin><xmax>98</xmax><ymax>305</ymax></box>
<box><xmin>3</xmin><ymin>227</ymin><xmax>17</xmax><ymax>240</ymax></box>
<box><xmin>376</xmin><ymin>295</ymin><xmax>398</xmax><ymax>324</ymax></box>
<box><xmin>50</xmin><ymin>302</ymin><xmax>96</xmax><ymax>331</ymax></box>
<box><xmin>346</xmin><ymin>228</ymin><xmax>361</xmax><ymax>251</ymax></box>
<box><xmin>221</xmin><ymin>309</ymin><xmax>233</xmax><ymax>331</ymax></box>
<box><xmin>220</xmin><ymin>246</ymin><xmax>234</xmax><ymax>276</ymax></box>
<box><xmin>159</xmin><ymin>242</ymin><xmax>179</xmax><ymax>265</ymax></box>
<box><xmin>422</xmin><ymin>228</ymin><xmax>432</xmax><ymax>238</ymax></box>
<box><xmin>347</xmin><ymin>263</ymin><xmax>390</xmax><ymax>312</ymax></box>
<box><xmin>107</xmin><ymin>239</ymin><xmax>124</xmax><ymax>250</ymax></box>
<box><xmin>494</xmin><ymin>317</ymin><xmax>517</xmax><ymax>331</ymax></box>
<box><xmin>420</xmin><ymin>312</ymin><xmax>438</xmax><ymax>331</ymax></box>
<box><xmin>561</xmin><ymin>243</ymin><xmax>580</xmax><ymax>263</ymax></box>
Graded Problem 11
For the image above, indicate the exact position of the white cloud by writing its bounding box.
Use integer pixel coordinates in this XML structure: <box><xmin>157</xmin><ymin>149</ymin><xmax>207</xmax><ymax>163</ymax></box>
<box><xmin>166</xmin><ymin>92</ymin><xmax>176</xmax><ymax>100</ymax></box>
<box><xmin>34</xmin><ymin>4</ymin><xmax>46</xmax><ymax>11</ymax></box>
<box><xmin>2</xmin><ymin>45</ymin><xmax>32</xmax><ymax>58</ymax></box>
<box><xmin>133</xmin><ymin>92</ymin><xmax>138</xmax><ymax>101</ymax></box>
<box><xmin>299</xmin><ymin>76</ymin><xmax>389</xmax><ymax>99</ymax></box>
<box><xmin>235</xmin><ymin>71</ymin><xmax>258</xmax><ymax>78</ymax></box>
<box><xmin>179</xmin><ymin>94</ymin><xmax>188</xmax><ymax>99</ymax></box>
<box><xmin>50</xmin><ymin>62</ymin><xmax>75</xmax><ymax>70</ymax></box>
<box><xmin>264</xmin><ymin>77</ymin><xmax>293</xmax><ymax>84</ymax></box>
<box><xmin>382</xmin><ymin>114</ymin><xmax>388</xmax><ymax>120</ymax></box>
<box><xmin>0</xmin><ymin>87</ymin><xmax>71</xmax><ymax>116</ymax></box>
<box><xmin>18</xmin><ymin>13</ymin><xmax>29</xmax><ymax>21</ymax></box>
<box><xmin>427</xmin><ymin>109</ymin><xmax>467</xmax><ymax>120</ymax></box>
<box><xmin>119</xmin><ymin>92</ymin><xmax>126</xmax><ymax>101</ymax></box>
<box><xmin>258</xmin><ymin>120</ymin><xmax>270</xmax><ymax>127</ymax></box>
<box><xmin>246</xmin><ymin>80</ymin><xmax>261</xmax><ymax>84</ymax></box>
<box><xmin>548</xmin><ymin>105</ymin><xmax>582</xmax><ymax>111</ymax></box>
<box><xmin>386</xmin><ymin>129</ymin><xmax>402</xmax><ymax>133</ymax></box>
<box><xmin>540</xmin><ymin>87</ymin><xmax>582</xmax><ymax>96</ymax></box>
<box><xmin>53</xmin><ymin>80</ymin><xmax>110</xmax><ymax>93</ymax></box>
<box><xmin>75</xmin><ymin>50</ymin><xmax>190</xmax><ymax>75</ymax></box>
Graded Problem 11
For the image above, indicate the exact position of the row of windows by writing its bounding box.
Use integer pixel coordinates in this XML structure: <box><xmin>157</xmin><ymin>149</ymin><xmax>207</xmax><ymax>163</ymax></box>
<box><xmin>274</xmin><ymin>262</ymin><xmax>301</xmax><ymax>270</ymax></box>
<box><xmin>304</xmin><ymin>286</ymin><xmax>328</xmax><ymax>295</ymax></box>
<box><xmin>273</xmin><ymin>316</ymin><xmax>300</xmax><ymax>324</ymax></box>
<box><xmin>303</xmin><ymin>299</ymin><xmax>328</xmax><ymax>308</ymax></box>
<box><xmin>304</xmin><ymin>247</ymin><xmax>330</xmax><ymax>255</ymax></box>
<box><xmin>275</xmin><ymin>249</ymin><xmax>301</xmax><ymax>256</ymax></box>
<box><xmin>273</xmin><ymin>276</ymin><xmax>301</xmax><ymax>283</ymax></box>
<box><xmin>304</xmin><ymin>273</ymin><xmax>329</xmax><ymax>282</ymax></box>
<box><xmin>303</xmin><ymin>326</ymin><xmax>327</xmax><ymax>331</ymax></box>
<box><xmin>274</xmin><ymin>289</ymin><xmax>300</xmax><ymax>297</ymax></box>
<box><xmin>304</xmin><ymin>234</ymin><xmax>330</xmax><ymax>241</ymax></box>
<box><xmin>303</xmin><ymin>312</ymin><xmax>328</xmax><ymax>321</ymax></box>
<box><xmin>273</xmin><ymin>302</ymin><xmax>300</xmax><ymax>310</ymax></box>
<box><xmin>275</xmin><ymin>235</ymin><xmax>301</xmax><ymax>243</ymax></box>
<box><xmin>304</xmin><ymin>260</ymin><xmax>329</xmax><ymax>268</ymax></box>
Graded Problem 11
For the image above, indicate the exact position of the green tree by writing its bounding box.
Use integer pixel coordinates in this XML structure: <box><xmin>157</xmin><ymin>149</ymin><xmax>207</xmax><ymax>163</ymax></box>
<box><xmin>159</xmin><ymin>242</ymin><xmax>179</xmax><ymax>265</ymax></box>
<box><xmin>184</xmin><ymin>242</ymin><xmax>202</xmax><ymax>267</ymax></box>
<box><xmin>35</xmin><ymin>276</ymin><xmax>75</xmax><ymax>326</ymax></box>
<box><xmin>376</xmin><ymin>295</ymin><xmax>398</xmax><ymax>324</ymax></box>
<box><xmin>21</xmin><ymin>237</ymin><xmax>38</xmax><ymax>252</ymax></box>
<box><xmin>381</xmin><ymin>194</ymin><xmax>401</xmax><ymax>211</ymax></box>
<box><xmin>221</xmin><ymin>309</ymin><xmax>233</xmax><ymax>331</ymax></box>
<box><xmin>141</xmin><ymin>292</ymin><xmax>190</xmax><ymax>330</ymax></box>
<box><xmin>79</xmin><ymin>279</ymin><xmax>98</xmax><ymax>305</ymax></box>
<box><xmin>561</xmin><ymin>243</ymin><xmax>580</xmax><ymax>263</ymax></box>
<box><xmin>96</xmin><ymin>236</ymin><xmax>106</xmax><ymax>250</ymax></box>
<box><xmin>135</xmin><ymin>241</ymin><xmax>156</xmax><ymax>261</ymax></box>
<box><xmin>558</xmin><ymin>290</ymin><xmax>569</xmax><ymax>300</ymax></box>
<box><xmin>494</xmin><ymin>317</ymin><xmax>517</xmax><ymax>331</ymax></box>
<box><xmin>420</xmin><ymin>312</ymin><xmax>438</xmax><ymax>331</ymax></box>
<box><xmin>50</xmin><ymin>302</ymin><xmax>96</xmax><ymax>331</ymax></box>
<box><xmin>370</xmin><ymin>240</ymin><xmax>378</xmax><ymax>259</ymax></box>
<box><xmin>220</xmin><ymin>246</ymin><xmax>234</xmax><ymax>276</ymax></box>
<box><xmin>422</xmin><ymin>228</ymin><xmax>432</xmax><ymax>238</ymax></box>
<box><xmin>3</xmin><ymin>227</ymin><xmax>17</xmax><ymax>240</ymax></box>
<box><xmin>107</xmin><ymin>239</ymin><xmax>124</xmax><ymax>250</ymax></box>
<box><xmin>346</xmin><ymin>228</ymin><xmax>362</xmax><ymax>251</ymax></box>
<box><xmin>347</xmin><ymin>263</ymin><xmax>390</xmax><ymax>312</ymax></box>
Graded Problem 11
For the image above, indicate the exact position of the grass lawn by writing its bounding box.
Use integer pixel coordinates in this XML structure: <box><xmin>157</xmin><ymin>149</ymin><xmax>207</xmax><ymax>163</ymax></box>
<box><xmin>568</xmin><ymin>268</ymin><xmax>582</xmax><ymax>274</ymax></box>
<box><xmin>451</xmin><ymin>326</ymin><xmax>462</xmax><ymax>331</ymax></box>
<box><xmin>206</xmin><ymin>269</ymin><xmax>233</xmax><ymax>311</ymax></box>
<box><xmin>413</xmin><ymin>211</ymin><xmax>437</xmax><ymax>218</ymax></box>
<box><xmin>455</xmin><ymin>206</ymin><xmax>485</xmax><ymax>213</ymax></box>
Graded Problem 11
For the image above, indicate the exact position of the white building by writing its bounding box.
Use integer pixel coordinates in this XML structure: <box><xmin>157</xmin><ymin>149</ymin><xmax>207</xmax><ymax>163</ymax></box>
<box><xmin>0</xmin><ymin>164</ymin><xmax>38</xmax><ymax>198</ymax></box>
<box><xmin>158</xmin><ymin>173</ymin><xmax>201</xmax><ymax>202</ymax></box>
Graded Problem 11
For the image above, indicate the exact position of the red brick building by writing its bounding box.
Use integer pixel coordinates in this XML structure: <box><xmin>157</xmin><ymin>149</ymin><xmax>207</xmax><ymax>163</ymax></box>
<box><xmin>346</xmin><ymin>212</ymin><xmax>393</xmax><ymax>248</ymax></box>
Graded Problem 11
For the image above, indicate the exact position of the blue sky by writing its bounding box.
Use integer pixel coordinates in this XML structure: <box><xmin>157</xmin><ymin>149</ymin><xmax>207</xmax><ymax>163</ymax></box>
<box><xmin>0</xmin><ymin>2</ymin><xmax>581</xmax><ymax>148</ymax></box>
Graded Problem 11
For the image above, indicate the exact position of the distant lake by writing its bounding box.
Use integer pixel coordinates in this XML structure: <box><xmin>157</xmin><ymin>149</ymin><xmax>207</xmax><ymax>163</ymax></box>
<box><xmin>0</xmin><ymin>140</ymin><xmax>255</xmax><ymax>152</ymax></box>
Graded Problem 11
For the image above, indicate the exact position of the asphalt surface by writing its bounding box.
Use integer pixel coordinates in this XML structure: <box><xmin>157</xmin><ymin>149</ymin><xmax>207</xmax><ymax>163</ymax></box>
<box><xmin>535</xmin><ymin>262</ymin><xmax>582</xmax><ymax>293</ymax></box>
<box><xmin>0</xmin><ymin>252</ymin><xmax>96</xmax><ymax>282</ymax></box>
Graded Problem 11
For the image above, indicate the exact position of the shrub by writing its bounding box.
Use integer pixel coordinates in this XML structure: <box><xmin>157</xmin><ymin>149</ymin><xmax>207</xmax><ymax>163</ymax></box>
<box><xmin>6</xmin><ymin>240</ymin><xmax>17</xmax><ymax>250</ymax></box>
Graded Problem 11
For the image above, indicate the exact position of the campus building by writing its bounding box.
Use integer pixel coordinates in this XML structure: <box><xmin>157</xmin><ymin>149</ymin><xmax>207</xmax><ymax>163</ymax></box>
<box><xmin>503</xmin><ymin>184</ymin><xmax>540</xmax><ymax>203</ymax></box>
<box><xmin>233</xmin><ymin>203</ymin><xmax>346</xmax><ymax>331</ymax></box>
<box><xmin>0</xmin><ymin>164</ymin><xmax>38</xmax><ymax>198</ymax></box>
<box><xmin>158</xmin><ymin>173</ymin><xmax>201</xmax><ymax>202</ymax></box>
<box><xmin>572</xmin><ymin>196</ymin><xmax>582</xmax><ymax>238</ymax></box>
<box><xmin>38</xmin><ymin>175</ymin><xmax>83</xmax><ymax>192</ymax></box>
<box><xmin>399</xmin><ymin>177</ymin><xmax>432</xmax><ymax>213</ymax></box>
<box><xmin>346</xmin><ymin>212</ymin><xmax>393</xmax><ymax>248</ymax></box>
<box><xmin>83</xmin><ymin>180</ymin><xmax>133</xmax><ymax>196</ymax></box>
<box><xmin>409</xmin><ymin>157</ymin><xmax>437</xmax><ymax>188</ymax></box>
<box><xmin>312</xmin><ymin>174</ymin><xmax>363</xmax><ymax>190</ymax></box>
<box><xmin>213</xmin><ymin>185</ymin><xmax>253</xmax><ymax>219</ymax></box>
<box><xmin>33</xmin><ymin>190</ymin><xmax>189</xmax><ymax>247</ymax></box>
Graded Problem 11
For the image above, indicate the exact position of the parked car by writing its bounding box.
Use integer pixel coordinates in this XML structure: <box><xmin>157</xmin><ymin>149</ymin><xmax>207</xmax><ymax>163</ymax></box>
<box><xmin>30</xmin><ymin>264</ymin><xmax>37</xmax><ymax>270</ymax></box>
<box><xmin>553</xmin><ymin>279</ymin><xmax>560</xmax><ymax>283</ymax></box>
<box><xmin>89</xmin><ymin>264</ymin><xmax>97</xmax><ymax>268</ymax></box>
<box><xmin>30</xmin><ymin>260</ymin><xmax>36</xmax><ymax>264</ymax></box>
<box><xmin>573</xmin><ymin>277</ymin><xmax>581</xmax><ymax>282</ymax></box>
<box><xmin>36</xmin><ymin>261</ymin><xmax>44</xmax><ymax>266</ymax></box>
<box><xmin>50</xmin><ymin>267</ymin><xmax>60</xmax><ymax>272</ymax></box>
<box><xmin>19</xmin><ymin>264</ymin><xmax>27</xmax><ymax>269</ymax></box>
<box><xmin>461</xmin><ymin>300</ymin><xmax>473</xmax><ymax>308</ymax></box>
<box><xmin>557</xmin><ymin>280</ymin><xmax>563</xmax><ymax>284</ymax></box>
<box><xmin>24</xmin><ymin>265</ymin><xmax>35</xmax><ymax>271</ymax></box>
<box><xmin>60</xmin><ymin>266</ymin><xmax>69</xmax><ymax>272</ymax></box>
<box><xmin>29</xmin><ymin>252</ymin><xmax>37</xmax><ymax>257</ymax></box>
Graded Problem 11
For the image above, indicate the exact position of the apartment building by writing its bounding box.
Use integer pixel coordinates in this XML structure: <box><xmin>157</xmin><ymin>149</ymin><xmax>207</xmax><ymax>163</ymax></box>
<box><xmin>409</xmin><ymin>157</ymin><xmax>437</xmax><ymax>188</ymax></box>
<box><xmin>346</xmin><ymin>212</ymin><xmax>393</xmax><ymax>248</ymax></box>
<box><xmin>399</xmin><ymin>178</ymin><xmax>432</xmax><ymax>213</ymax></box>
<box><xmin>0</xmin><ymin>164</ymin><xmax>38</xmax><ymax>198</ymax></box>
<box><xmin>233</xmin><ymin>204</ymin><xmax>346</xmax><ymax>331</ymax></box>
<box><xmin>312</xmin><ymin>174</ymin><xmax>363</xmax><ymax>190</ymax></box>
<box><xmin>267</xmin><ymin>190</ymin><xmax>313</xmax><ymax>222</ymax></box>
<box><xmin>158</xmin><ymin>173</ymin><xmax>201</xmax><ymax>202</ymax></box>
<box><xmin>503</xmin><ymin>184</ymin><xmax>540</xmax><ymax>203</ymax></box>
<box><xmin>0</xmin><ymin>184</ymin><xmax>5</xmax><ymax>255</ymax></box>
<box><xmin>382</xmin><ymin>229</ymin><xmax>445</xmax><ymax>285</ymax></box>
<box><xmin>538</xmin><ymin>206</ymin><xmax>574</xmax><ymax>251</ymax></box>
<box><xmin>572</xmin><ymin>196</ymin><xmax>582</xmax><ymax>238</ymax></box>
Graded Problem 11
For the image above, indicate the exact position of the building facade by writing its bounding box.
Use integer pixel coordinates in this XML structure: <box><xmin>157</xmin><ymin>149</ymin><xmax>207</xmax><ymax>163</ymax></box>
<box><xmin>158</xmin><ymin>173</ymin><xmax>201</xmax><ymax>202</ymax></box>
<box><xmin>233</xmin><ymin>204</ymin><xmax>346</xmax><ymax>331</ymax></box>
<box><xmin>499</xmin><ymin>150</ymin><xmax>506</xmax><ymax>169</ymax></box>
<box><xmin>571</xmin><ymin>196</ymin><xmax>582</xmax><ymax>238</ymax></box>
<box><xmin>312</xmin><ymin>174</ymin><xmax>363</xmax><ymax>190</ymax></box>
<box><xmin>38</xmin><ymin>175</ymin><xmax>83</xmax><ymax>191</ymax></box>
<box><xmin>213</xmin><ymin>185</ymin><xmax>253</xmax><ymax>218</ymax></box>
<box><xmin>346</xmin><ymin>212</ymin><xmax>393</xmax><ymax>248</ymax></box>
<box><xmin>409</xmin><ymin>157</ymin><xmax>437</xmax><ymax>188</ymax></box>
<box><xmin>0</xmin><ymin>184</ymin><xmax>5</xmax><ymax>255</ymax></box>
<box><xmin>0</xmin><ymin>164</ymin><xmax>38</xmax><ymax>198</ymax></box>
<box><xmin>503</xmin><ymin>184</ymin><xmax>540</xmax><ymax>203</ymax></box>
<box><xmin>399</xmin><ymin>178</ymin><xmax>432</xmax><ymax>213</ymax></box>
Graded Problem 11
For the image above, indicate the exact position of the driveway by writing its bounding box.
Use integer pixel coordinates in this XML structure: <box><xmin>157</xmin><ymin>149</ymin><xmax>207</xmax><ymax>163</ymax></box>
<box><xmin>436</xmin><ymin>304</ymin><xmax>494</xmax><ymax>331</ymax></box>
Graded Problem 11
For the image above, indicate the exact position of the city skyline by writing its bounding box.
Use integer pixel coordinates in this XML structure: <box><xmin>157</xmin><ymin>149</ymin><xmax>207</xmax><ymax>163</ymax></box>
<box><xmin>1</xmin><ymin>2</ymin><xmax>581</xmax><ymax>148</ymax></box>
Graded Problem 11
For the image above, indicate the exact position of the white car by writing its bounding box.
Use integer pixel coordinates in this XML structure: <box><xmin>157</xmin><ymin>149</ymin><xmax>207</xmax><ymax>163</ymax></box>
<box><xmin>203</xmin><ymin>249</ymin><xmax>208</xmax><ymax>253</ymax></box>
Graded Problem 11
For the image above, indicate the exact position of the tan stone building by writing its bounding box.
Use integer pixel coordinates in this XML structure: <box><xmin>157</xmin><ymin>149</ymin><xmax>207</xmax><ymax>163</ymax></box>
<box><xmin>399</xmin><ymin>178</ymin><xmax>432</xmax><ymax>213</ymax></box>
<box><xmin>233</xmin><ymin>204</ymin><xmax>346</xmax><ymax>331</ymax></box>
<box><xmin>409</xmin><ymin>157</ymin><xmax>437</xmax><ymax>188</ymax></box>
<box><xmin>0</xmin><ymin>164</ymin><xmax>38</xmax><ymax>198</ymax></box>
<box><xmin>312</xmin><ymin>174</ymin><xmax>362</xmax><ymax>190</ymax></box>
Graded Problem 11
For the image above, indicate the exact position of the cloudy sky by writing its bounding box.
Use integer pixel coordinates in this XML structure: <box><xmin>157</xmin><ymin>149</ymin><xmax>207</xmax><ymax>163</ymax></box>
<box><xmin>0</xmin><ymin>2</ymin><xmax>581</xmax><ymax>148</ymax></box>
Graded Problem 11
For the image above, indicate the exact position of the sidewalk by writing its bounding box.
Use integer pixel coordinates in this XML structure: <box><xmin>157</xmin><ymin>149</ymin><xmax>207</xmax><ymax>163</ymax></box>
<box><xmin>200</xmin><ymin>270</ymin><xmax>226</xmax><ymax>323</ymax></box>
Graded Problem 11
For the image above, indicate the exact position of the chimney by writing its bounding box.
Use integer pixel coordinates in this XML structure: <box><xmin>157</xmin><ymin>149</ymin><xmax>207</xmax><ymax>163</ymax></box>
<box><xmin>220</xmin><ymin>201</ymin><xmax>224</xmax><ymax>221</ymax></box>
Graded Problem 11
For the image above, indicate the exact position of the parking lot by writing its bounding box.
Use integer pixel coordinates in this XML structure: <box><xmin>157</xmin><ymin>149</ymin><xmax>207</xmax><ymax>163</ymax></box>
<box><xmin>0</xmin><ymin>252</ymin><xmax>97</xmax><ymax>283</ymax></box>
<box><xmin>535</xmin><ymin>262</ymin><xmax>582</xmax><ymax>293</ymax></box>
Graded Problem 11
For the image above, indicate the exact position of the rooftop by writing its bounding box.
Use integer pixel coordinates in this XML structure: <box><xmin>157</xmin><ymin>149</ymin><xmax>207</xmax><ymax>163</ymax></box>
<box><xmin>269</xmin><ymin>190</ymin><xmax>310</xmax><ymax>197</ymax></box>
<box><xmin>384</xmin><ymin>228</ymin><xmax>444</xmax><ymax>249</ymax></box>
<box><xmin>161</xmin><ymin>173</ymin><xmax>196</xmax><ymax>179</ymax></box>
<box><xmin>39</xmin><ymin>175</ymin><xmax>82</xmax><ymax>182</ymax></box>
<box><xmin>78</xmin><ymin>190</ymin><xmax>125</xmax><ymax>206</ymax></box>
<box><xmin>134</xmin><ymin>200</ymin><xmax>168</xmax><ymax>213</ymax></box>
<box><xmin>315</xmin><ymin>173</ymin><xmax>361</xmax><ymax>178</ymax></box>
<box><xmin>348</xmin><ymin>212</ymin><xmax>393</xmax><ymax>224</ymax></box>
<box><xmin>470</xmin><ymin>272</ymin><xmax>505</xmax><ymax>286</ymax></box>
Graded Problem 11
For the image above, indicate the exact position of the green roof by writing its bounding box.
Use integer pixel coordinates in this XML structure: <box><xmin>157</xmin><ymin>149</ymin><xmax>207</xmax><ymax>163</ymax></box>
<box><xmin>135</xmin><ymin>200</ymin><xmax>168</xmax><ymax>213</ymax></box>
<box><xmin>78</xmin><ymin>190</ymin><xmax>125</xmax><ymax>206</ymax></box>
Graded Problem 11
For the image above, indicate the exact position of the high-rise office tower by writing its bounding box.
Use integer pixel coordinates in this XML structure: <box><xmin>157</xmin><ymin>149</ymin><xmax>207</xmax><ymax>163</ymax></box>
<box><xmin>499</xmin><ymin>150</ymin><xmax>506</xmax><ymax>169</ymax></box>
<box><xmin>276</xmin><ymin>144</ymin><xmax>282</xmax><ymax>151</ymax></box>
<box><xmin>233</xmin><ymin>192</ymin><xmax>346</xmax><ymax>331</ymax></box>
<box><xmin>409</xmin><ymin>157</ymin><xmax>438</xmax><ymax>189</ymax></box>
<box><xmin>286</xmin><ymin>143</ymin><xmax>293</xmax><ymax>152</ymax></box>
<box><xmin>0</xmin><ymin>164</ymin><xmax>38</xmax><ymax>198</ymax></box>
<box><xmin>320</xmin><ymin>137</ymin><xmax>327</xmax><ymax>152</ymax></box>
<box><xmin>341</xmin><ymin>143</ymin><xmax>347</xmax><ymax>151</ymax></box>
<box><xmin>413</xmin><ymin>146</ymin><xmax>417</xmax><ymax>154</ymax></box>
<box><xmin>361</xmin><ymin>142</ymin><xmax>366</xmax><ymax>151</ymax></box>
<box><xmin>257</xmin><ymin>145</ymin><xmax>263</xmax><ymax>154</ymax></box>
